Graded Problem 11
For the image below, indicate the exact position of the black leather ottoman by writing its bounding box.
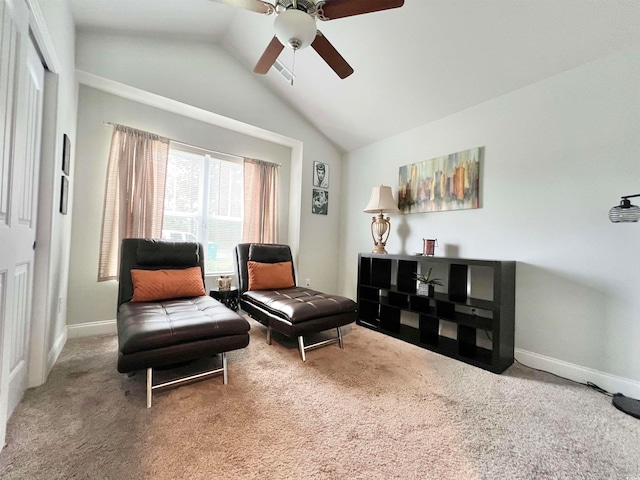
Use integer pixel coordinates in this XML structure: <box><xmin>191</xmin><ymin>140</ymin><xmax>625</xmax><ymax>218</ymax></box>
<box><xmin>117</xmin><ymin>296</ymin><xmax>250</xmax><ymax>373</ymax></box>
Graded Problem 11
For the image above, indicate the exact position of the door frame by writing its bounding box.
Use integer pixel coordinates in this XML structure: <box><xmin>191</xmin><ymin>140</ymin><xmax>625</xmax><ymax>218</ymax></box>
<box><xmin>24</xmin><ymin>0</ymin><xmax>63</xmax><ymax>389</ymax></box>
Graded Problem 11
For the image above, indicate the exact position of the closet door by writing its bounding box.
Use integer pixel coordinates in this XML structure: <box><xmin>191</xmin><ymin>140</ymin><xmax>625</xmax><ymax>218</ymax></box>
<box><xmin>0</xmin><ymin>0</ymin><xmax>45</xmax><ymax>450</ymax></box>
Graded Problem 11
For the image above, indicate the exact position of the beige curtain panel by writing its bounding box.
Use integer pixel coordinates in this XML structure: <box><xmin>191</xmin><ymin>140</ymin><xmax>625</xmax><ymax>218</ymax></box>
<box><xmin>242</xmin><ymin>158</ymin><xmax>279</xmax><ymax>244</ymax></box>
<box><xmin>98</xmin><ymin>125</ymin><xmax>170</xmax><ymax>281</ymax></box>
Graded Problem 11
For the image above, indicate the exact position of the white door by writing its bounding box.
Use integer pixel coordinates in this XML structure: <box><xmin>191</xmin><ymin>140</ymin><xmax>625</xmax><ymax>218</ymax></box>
<box><xmin>0</xmin><ymin>0</ymin><xmax>45</xmax><ymax>448</ymax></box>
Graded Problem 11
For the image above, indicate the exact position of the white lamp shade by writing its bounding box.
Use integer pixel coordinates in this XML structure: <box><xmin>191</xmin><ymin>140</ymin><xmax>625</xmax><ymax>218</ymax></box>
<box><xmin>364</xmin><ymin>185</ymin><xmax>399</xmax><ymax>213</ymax></box>
<box><xmin>274</xmin><ymin>9</ymin><xmax>317</xmax><ymax>50</ymax></box>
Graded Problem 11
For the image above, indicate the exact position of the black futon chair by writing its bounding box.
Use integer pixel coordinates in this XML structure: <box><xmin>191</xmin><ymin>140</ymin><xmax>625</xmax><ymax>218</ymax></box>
<box><xmin>234</xmin><ymin>243</ymin><xmax>357</xmax><ymax>361</ymax></box>
<box><xmin>117</xmin><ymin>238</ymin><xmax>250</xmax><ymax>407</ymax></box>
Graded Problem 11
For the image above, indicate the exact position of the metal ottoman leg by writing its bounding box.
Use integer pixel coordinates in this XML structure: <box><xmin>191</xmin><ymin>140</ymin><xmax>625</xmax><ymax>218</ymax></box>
<box><xmin>298</xmin><ymin>336</ymin><xmax>307</xmax><ymax>362</ymax></box>
<box><xmin>144</xmin><ymin>353</ymin><xmax>229</xmax><ymax>408</ymax></box>
<box><xmin>147</xmin><ymin>367</ymin><xmax>153</xmax><ymax>409</ymax></box>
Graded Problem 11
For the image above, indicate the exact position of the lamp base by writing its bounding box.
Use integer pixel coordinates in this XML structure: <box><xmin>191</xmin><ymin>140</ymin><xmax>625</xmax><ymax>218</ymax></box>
<box><xmin>372</xmin><ymin>244</ymin><xmax>387</xmax><ymax>254</ymax></box>
<box><xmin>369</xmin><ymin>213</ymin><xmax>391</xmax><ymax>255</ymax></box>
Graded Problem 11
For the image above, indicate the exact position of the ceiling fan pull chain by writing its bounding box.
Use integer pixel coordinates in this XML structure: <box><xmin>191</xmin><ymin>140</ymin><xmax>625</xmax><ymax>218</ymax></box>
<box><xmin>291</xmin><ymin>49</ymin><xmax>296</xmax><ymax>86</ymax></box>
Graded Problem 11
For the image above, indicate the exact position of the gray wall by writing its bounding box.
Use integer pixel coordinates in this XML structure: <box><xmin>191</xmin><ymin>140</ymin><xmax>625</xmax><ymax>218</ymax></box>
<box><xmin>338</xmin><ymin>49</ymin><xmax>640</xmax><ymax>397</ymax></box>
<box><xmin>75</xmin><ymin>31</ymin><xmax>345</xmax><ymax>298</ymax></box>
<box><xmin>67</xmin><ymin>85</ymin><xmax>292</xmax><ymax>327</ymax></box>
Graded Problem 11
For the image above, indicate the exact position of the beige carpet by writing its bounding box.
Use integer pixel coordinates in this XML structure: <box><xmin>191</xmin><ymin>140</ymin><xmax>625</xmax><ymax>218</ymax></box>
<box><xmin>0</xmin><ymin>319</ymin><xmax>639</xmax><ymax>480</ymax></box>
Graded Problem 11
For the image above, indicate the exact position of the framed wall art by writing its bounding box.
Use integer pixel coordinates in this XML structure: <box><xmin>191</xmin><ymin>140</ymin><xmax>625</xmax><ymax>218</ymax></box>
<box><xmin>312</xmin><ymin>189</ymin><xmax>328</xmax><ymax>215</ymax></box>
<box><xmin>398</xmin><ymin>147</ymin><xmax>482</xmax><ymax>214</ymax></box>
<box><xmin>313</xmin><ymin>161</ymin><xmax>329</xmax><ymax>189</ymax></box>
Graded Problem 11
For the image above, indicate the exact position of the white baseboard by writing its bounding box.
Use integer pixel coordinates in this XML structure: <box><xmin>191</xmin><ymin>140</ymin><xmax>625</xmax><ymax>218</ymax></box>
<box><xmin>515</xmin><ymin>348</ymin><xmax>640</xmax><ymax>399</ymax></box>
<box><xmin>67</xmin><ymin>319</ymin><xmax>117</xmax><ymax>338</ymax></box>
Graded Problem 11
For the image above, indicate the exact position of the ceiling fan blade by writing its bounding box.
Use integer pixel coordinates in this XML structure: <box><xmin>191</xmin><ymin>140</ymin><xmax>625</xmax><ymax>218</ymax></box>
<box><xmin>311</xmin><ymin>31</ymin><xmax>354</xmax><ymax>79</ymax></box>
<box><xmin>209</xmin><ymin>0</ymin><xmax>275</xmax><ymax>15</ymax></box>
<box><xmin>254</xmin><ymin>36</ymin><xmax>285</xmax><ymax>74</ymax></box>
<box><xmin>318</xmin><ymin>0</ymin><xmax>404</xmax><ymax>20</ymax></box>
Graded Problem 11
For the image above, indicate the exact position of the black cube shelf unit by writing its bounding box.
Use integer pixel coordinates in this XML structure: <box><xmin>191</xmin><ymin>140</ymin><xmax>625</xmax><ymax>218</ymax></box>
<box><xmin>357</xmin><ymin>253</ymin><xmax>516</xmax><ymax>373</ymax></box>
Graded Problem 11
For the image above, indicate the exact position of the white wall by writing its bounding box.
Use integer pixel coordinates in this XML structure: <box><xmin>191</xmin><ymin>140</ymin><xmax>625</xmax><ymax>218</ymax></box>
<box><xmin>67</xmin><ymin>85</ymin><xmax>292</xmax><ymax>328</ymax></box>
<box><xmin>339</xmin><ymin>49</ymin><xmax>640</xmax><ymax>395</ymax></box>
<box><xmin>75</xmin><ymin>31</ymin><xmax>344</xmax><ymax>297</ymax></box>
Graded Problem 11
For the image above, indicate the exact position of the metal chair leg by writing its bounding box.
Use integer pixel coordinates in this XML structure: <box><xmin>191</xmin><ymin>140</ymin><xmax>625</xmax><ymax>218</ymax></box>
<box><xmin>146</xmin><ymin>368</ymin><xmax>153</xmax><ymax>409</ymax></box>
<box><xmin>337</xmin><ymin>326</ymin><xmax>344</xmax><ymax>349</ymax></box>
<box><xmin>298</xmin><ymin>336</ymin><xmax>306</xmax><ymax>362</ymax></box>
<box><xmin>222</xmin><ymin>352</ymin><xmax>228</xmax><ymax>385</ymax></box>
<box><xmin>267</xmin><ymin>325</ymin><xmax>272</xmax><ymax>345</ymax></box>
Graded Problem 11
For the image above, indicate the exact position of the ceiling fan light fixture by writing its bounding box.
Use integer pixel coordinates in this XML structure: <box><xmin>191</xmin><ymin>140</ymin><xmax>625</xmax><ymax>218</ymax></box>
<box><xmin>274</xmin><ymin>9</ymin><xmax>317</xmax><ymax>50</ymax></box>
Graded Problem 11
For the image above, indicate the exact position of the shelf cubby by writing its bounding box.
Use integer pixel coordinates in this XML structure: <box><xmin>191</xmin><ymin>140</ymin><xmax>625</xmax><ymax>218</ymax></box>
<box><xmin>387</xmin><ymin>290</ymin><xmax>409</xmax><ymax>309</ymax></box>
<box><xmin>410</xmin><ymin>295</ymin><xmax>432</xmax><ymax>314</ymax></box>
<box><xmin>358</xmin><ymin>285</ymin><xmax>379</xmax><ymax>302</ymax></box>
<box><xmin>379</xmin><ymin>305</ymin><xmax>401</xmax><ymax>332</ymax></box>
<box><xmin>371</xmin><ymin>258</ymin><xmax>392</xmax><ymax>289</ymax></box>
<box><xmin>419</xmin><ymin>315</ymin><xmax>439</xmax><ymax>345</ymax></box>
<box><xmin>358</xmin><ymin>300</ymin><xmax>379</xmax><ymax>324</ymax></box>
<box><xmin>397</xmin><ymin>260</ymin><xmax>418</xmax><ymax>293</ymax></box>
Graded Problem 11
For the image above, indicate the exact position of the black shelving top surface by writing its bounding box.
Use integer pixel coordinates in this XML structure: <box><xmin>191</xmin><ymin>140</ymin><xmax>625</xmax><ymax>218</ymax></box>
<box><xmin>359</xmin><ymin>252</ymin><xmax>514</xmax><ymax>267</ymax></box>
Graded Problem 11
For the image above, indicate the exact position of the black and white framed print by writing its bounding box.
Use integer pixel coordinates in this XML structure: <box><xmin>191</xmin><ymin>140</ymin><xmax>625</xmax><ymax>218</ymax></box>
<box><xmin>313</xmin><ymin>161</ymin><xmax>329</xmax><ymax>188</ymax></box>
<box><xmin>312</xmin><ymin>189</ymin><xmax>328</xmax><ymax>215</ymax></box>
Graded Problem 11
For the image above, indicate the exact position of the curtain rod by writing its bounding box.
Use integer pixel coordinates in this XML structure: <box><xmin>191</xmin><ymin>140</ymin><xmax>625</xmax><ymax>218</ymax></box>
<box><xmin>103</xmin><ymin>122</ymin><xmax>281</xmax><ymax>166</ymax></box>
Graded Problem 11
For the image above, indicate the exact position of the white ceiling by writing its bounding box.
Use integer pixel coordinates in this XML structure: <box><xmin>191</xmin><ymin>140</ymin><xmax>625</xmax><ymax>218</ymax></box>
<box><xmin>69</xmin><ymin>0</ymin><xmax>640</xmax><ymax>151</ymax></box>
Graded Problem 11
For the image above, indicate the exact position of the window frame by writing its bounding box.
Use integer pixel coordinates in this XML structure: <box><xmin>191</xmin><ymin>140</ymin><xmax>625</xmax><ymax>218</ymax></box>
<box><xmin>163</xmin><ymin>142</ymin><xmax>244</xmax><ymax>275</ymax></box>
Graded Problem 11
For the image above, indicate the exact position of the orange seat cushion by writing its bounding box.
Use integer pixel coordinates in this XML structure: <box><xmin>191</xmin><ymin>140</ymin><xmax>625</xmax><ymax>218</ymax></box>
<box><xmin>131</xmin><ymin>266</ymin><xmax>206</xmax><ymax>302</ymax></box>
<box><xmin>247</xmin><ymin>261</ymin><xmax>295</xmax><ymax>291</ymax></box>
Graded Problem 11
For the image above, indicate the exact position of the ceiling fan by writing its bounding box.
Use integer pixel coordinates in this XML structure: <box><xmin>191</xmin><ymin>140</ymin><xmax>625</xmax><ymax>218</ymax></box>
<box><xmin>210</xmin><ymin>0</ymin><xmax>404</xmax><ymax>79</ymax></box>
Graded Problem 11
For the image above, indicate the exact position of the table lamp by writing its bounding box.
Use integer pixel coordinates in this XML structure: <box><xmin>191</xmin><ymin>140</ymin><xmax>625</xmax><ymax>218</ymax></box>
<box><xmin>364</xmin><ymin>185</ymin><xmax>399</xmax><ymax>254</ymax></box>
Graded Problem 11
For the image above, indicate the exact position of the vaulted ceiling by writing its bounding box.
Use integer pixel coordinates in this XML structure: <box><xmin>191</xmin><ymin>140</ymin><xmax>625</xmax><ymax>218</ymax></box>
<box><xmin>69</xmin><ymin>0</ymin><xmax>640</xmax><ymax>151</ymax></box>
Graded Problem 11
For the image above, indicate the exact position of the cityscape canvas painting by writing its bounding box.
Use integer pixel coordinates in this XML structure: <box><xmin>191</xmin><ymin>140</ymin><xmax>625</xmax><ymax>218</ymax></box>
<box><xmin>398</xmin><ymin>147</ymin><xmax>482</xmax><ymax>214</ymax></box>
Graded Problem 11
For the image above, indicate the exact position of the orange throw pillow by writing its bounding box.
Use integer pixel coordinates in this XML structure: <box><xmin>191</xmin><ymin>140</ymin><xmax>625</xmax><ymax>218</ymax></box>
<box><xmin>130</xmin><ymin>266</ymin><xmax>206</xmax><ymax>302</ymax></box>
<box><xmin>247</xmin><ymin>261</ymin><xmax>295</xmax><ymax>291</ymax></box>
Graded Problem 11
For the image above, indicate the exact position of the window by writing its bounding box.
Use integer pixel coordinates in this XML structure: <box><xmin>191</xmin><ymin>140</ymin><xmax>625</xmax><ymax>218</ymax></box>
<box><xmin>162</xmin><ymin>145</ymin><xmax>243</xmax><ymax>274</ymax></box>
